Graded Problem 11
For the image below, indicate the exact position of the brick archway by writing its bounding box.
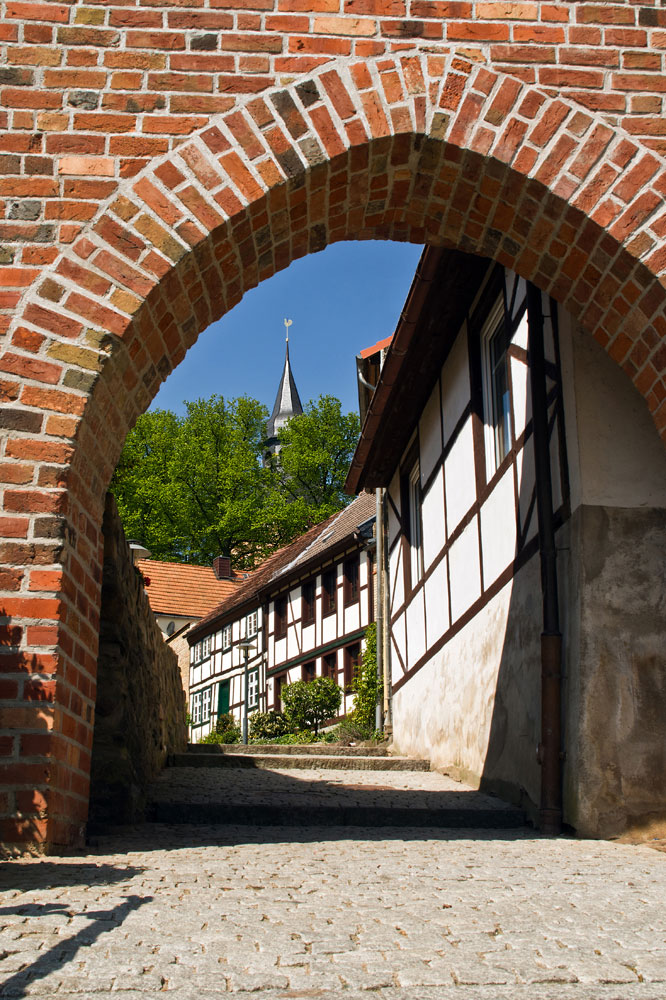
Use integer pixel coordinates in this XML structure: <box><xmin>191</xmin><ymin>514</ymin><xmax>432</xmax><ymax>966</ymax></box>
<box><xmin>3</xmin><ymin>50</ymin><xmax>666</xmax><ymax>851</ymax></box>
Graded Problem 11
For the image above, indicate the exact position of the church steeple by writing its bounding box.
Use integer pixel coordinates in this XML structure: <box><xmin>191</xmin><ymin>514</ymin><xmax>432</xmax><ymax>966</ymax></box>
<box><xmin>264</xmin><ymin>319</ymin><xmax>303</xmax><ymax>461</ymax></box>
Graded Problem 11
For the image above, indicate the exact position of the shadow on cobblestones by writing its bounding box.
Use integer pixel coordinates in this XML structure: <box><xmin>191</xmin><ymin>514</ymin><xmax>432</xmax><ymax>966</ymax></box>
<box><xmin>0</xmin><ymin>893</ymin><xmax>151</xmax><ymax>999</ymax></box>
<box><xmin>88</xmin><ymin>822</ymin><xmax>542</xmax><ymax>856</ymax></box>
<box><xmin>0</xmin><ymin>862</ymin><xmax>145</xmax><ymax>892</ymax></box>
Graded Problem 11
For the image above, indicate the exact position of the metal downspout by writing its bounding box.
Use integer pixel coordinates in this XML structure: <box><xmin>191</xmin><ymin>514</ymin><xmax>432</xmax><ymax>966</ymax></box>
<box><xmin>381</xmin><ymin>488</ymin><xmax>392</xmax><ymax>735</ymax></box>
<box><xmin>527</xmin><ymin>282</ymin><xmax>563</xmax><ymax>835</ymax></box>
<box><xmin>375</xmin><ymin>488</ymin><xmax>384</xmax><ymax>732</ymax></box>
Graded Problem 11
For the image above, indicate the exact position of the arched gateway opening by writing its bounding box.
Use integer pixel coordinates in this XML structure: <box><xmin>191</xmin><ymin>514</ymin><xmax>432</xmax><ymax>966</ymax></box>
<box><xmin>3</xmin><ymin>52</ymin><xmax>666</xmax><ymax>852</ymax></box>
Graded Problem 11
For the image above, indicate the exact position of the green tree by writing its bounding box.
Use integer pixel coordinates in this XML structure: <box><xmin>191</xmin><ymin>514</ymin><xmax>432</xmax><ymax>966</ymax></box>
<box><xmin>276</xmin><ymin>395</ymin><xmax>360</xmax><ymax>525</ymax></box>
<box><xmin>111</xmin><ymin>392</ymin><xmax>360</xmax><ymax>568</ymax></box>
<box><xmin>282</xmin><ymin>677</ymin><xmax>343</xmax><ymax>736</ymax></box>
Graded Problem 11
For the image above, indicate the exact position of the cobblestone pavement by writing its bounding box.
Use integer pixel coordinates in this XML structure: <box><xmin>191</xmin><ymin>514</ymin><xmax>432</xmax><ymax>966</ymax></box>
<box><xmin>1</xmin><ymin>823</ymin><xmax>665</xmax><ymax>1000</ymax></box>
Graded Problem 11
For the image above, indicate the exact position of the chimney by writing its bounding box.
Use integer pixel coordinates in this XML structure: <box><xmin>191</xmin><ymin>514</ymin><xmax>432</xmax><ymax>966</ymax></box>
<box><xmin>213</xmin><ymin>554</ymin><xmax>232</xmax><ymax>580</ymax></box>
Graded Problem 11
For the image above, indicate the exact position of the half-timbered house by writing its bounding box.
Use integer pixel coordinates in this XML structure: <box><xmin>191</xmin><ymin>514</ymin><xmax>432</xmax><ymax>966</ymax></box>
<box><xmin>186</xmin><ymin>492</ymin><xmax>376</xmax><ymax>741</ymax></box>
<box><xmin>347</xmin><ymin>246</ymin><xmax>666</xmax><ymax>838</ymax></box>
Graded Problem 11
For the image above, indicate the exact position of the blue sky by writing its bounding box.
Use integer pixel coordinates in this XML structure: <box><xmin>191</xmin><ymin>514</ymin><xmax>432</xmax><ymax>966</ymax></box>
<box><xmin>150</xmin><ymin>240</ymin><xmax>424</xmax><ymax>417</ymax></box>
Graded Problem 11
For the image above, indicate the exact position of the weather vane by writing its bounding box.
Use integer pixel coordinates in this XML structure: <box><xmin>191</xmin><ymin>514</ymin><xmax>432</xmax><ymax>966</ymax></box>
<box><xmin>284</xmin><ymin>317</ymin><xmax>292</xmax><ymax>342</ymax></box>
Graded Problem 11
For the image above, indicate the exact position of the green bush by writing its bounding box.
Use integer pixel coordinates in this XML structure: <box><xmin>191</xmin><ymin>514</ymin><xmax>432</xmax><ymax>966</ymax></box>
<box><xmin>268</xmin><ymin>731</ymin><xmax>319</xmax><ymax>745</ymax></box>
<box><xmin>330</xmin><ymin>717</ymin><xmax>373</xmax><ymax>744</ymax></box>
<box><xmin>349</xmin><ymin>622</ymin><xmax>381</xmax><ymax>732</ymax></box>
<box><xmin>282</xmin><ymin>676</ymin><xmax>342</xmax><ymax>736</ymax></box>
<box><xmin>249</xmin><ymin>710</ymin><xmax>290</xmax><ymax>742</ymax></box>
<box><xmin>199</xmin><ymin>712</ymin><xmax>241</xmax><ymax>745</ymax></box>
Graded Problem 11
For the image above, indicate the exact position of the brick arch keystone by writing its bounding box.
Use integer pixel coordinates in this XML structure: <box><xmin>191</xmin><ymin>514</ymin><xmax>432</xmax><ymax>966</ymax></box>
<box><xmin>2</xmin><ymin>51</ymin><xmax>666</xmax><ymax>851</ymax></box>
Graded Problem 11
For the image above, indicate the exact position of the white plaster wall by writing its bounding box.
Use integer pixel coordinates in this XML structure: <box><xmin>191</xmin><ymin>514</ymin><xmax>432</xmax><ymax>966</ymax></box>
<box><xmin>406</xmin><ymin>586</ymin><xmax>426</xmax><ymax>669</ymax></box>
<box><xmin>559</xmin><ymin>312</ymin><xmax>666</xmax><ymax>511</ymax></box>
<box><xmin>389</xmin><ymin>544</ymin><xmax>404</xmax><ymax>614</ymax></box>
<box><xmin>320</xmin><ymin>608</ymin><xmax>334</xmax><ymax>643</ymax></box>
<box><xmin>480</xmin><ymin>466</ymin><xmax>517</xmax><ymax>587</ymax></box>
<box><xmin>287</xmin><ymin>622</ymin><xmax>298</xmax><ymax>659</ymax></box>
<box><xmin>444</xmin><ymin>416</ymin><xmax>476</xmax><ymax>535</ymax></box>
<box><xmin>448</xmin><ymin>515</ymin><xmax>481</xmax><ymax>624</ymax></box>
<box><xmin>392</xmin><ymin>559</ymin><xmax>542</xmax><ymax>809</ymax></box>
<box><xmin>505</xmin><ymin>270</ymin><xmax>527</xmax><ymax>326</ymax></box>
<box><xmin>422</xmin><ymin>467</ymin><xmax>446</xmax><ymax>571</ymax></box>
<box><xmin>425</xmin><ymin>556</ymin><xmax>449</xmax><ymax>647</ymax></box>
<box><xmin>515</xmin><ymin>431</ymin><xmax>537</xmax><ymax>544</ymax></box>
<box><xmin>391</xmin><ymin>609</ymin><xmax>407</xmax><ymax>682</ymax></box>
<box><xmin>441</xmin><ymin>326</ymin><xmax>470</xmax><ymax>445</ymax></box>
<box><xmin>302</xmin><ymin>623</ymin><xmax>315</xmax><ymax>650</ymax></box>
<box><xmin>510</xmin><ymin>354</ymin><xmax>530</xmax><ymax>439</ymax></box>
<box><xmin>419</xmin><ymin>382</ymin><xmax>443</xmax><ymax>484</ymax></box>
<box><xmin>387</xmin><ymin>469</ymin><xmax>401</xmax><ymax>547</ymax></box>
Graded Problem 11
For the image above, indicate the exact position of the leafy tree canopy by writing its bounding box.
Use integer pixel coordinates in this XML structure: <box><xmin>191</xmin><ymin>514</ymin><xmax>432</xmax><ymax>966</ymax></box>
<box><xmin>110</xmin><ymin>392</ymin><xmax>359</xmax><ymax>569</ymax></box>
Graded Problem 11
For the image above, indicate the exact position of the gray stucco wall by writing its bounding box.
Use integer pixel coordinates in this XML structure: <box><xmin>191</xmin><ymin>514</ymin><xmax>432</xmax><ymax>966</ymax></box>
<box><xmin>564</xmin><ymin>505</ymin><xmax>666</xmax><ymax>838</ymax></box>
<box><xmin>560</xmin><ymin>316</ymin><xmax>666</xmax><ymax>838</ymax></box>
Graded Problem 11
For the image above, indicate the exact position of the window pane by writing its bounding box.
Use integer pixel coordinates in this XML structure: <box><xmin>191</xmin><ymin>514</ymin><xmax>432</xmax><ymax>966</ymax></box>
<box><xmin>248</xmin><ymin>670</ymin><xmax>258</xmax><ymax>709</ymax></box>
<box><xmin>323</xmin><ymin>570</ymin><xmax>336</xmax><ymax>615</ymax></box>
<box><xmin>344</xmin><ymin>557</ymin><xmax>359</xmax><ymax>604</ymax></box>
<box><xmin>302</xmin><ymin>581</ymin><xmax>315</xmax><ymax>623</ymax></box>
<box><xmin>488</xmin><ymin>319</ymin><xmax>512</xmax><ymax>467</ymax></box>
<box><xmin>409</xmin><ymin>463</ymin><xmax>422</xmax><ymax>585</ymax></box>
<box><xmin>302</xmin><ymin>661</ymin><xmax>315</xmax><ymax>683</ymax></box>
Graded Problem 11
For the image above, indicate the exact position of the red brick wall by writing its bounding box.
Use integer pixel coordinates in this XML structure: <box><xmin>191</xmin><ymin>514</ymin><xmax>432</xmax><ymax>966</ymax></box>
<box><xmin>1</xmin><ymin>2</ymin><xmax>666</xmax><ymax>851</ymax></box>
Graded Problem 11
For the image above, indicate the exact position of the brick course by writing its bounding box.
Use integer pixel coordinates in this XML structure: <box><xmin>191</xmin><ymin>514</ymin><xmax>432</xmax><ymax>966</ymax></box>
<box><xmin>1</xmin><ymin>5</ymin><xmax>666</xmax><ymax>852</ymax></box>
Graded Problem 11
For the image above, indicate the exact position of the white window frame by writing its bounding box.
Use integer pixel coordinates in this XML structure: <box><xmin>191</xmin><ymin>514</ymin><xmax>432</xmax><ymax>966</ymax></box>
<box><xmin>202</xmin><ymin>635</ymin><xmax>211</xmax><ymax>660</ymax></box>
<box><xmin>191</xmin><ymin>690</ymin><xmax>202</xmax><ymax>725</ymax></box>
<box><xmin>245</xmin><ymin>610</ymin><xmax>258</xmax><ymax>639</ymax></box>
<box><xmin>248</xmin><ymin>669</ymin><xmax>259</xmax><ymax>710</ymax></box>
<box><xmin>408</xmin><ymin>461</ymin><xmax>423</xmax><ymax>587</ymax></box>
<box><xmin>222</xmin><ymin>624</ymin><xmax>232</xmax><ymax>651</ymax></box>
<box><xmin>481</xmin><ymin>296</ymin><xmax>512</xmax><ymax>479</ymax></box>
<box><xmin>202</xmin><ymin>687</ymin><xmax>211</xmax><ymax>723</ymax></box>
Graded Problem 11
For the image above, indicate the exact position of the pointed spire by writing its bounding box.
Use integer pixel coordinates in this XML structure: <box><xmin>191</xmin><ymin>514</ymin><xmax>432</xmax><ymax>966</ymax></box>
<box><xmin>264</xmin><ymin>320</ymin><xmax>303</xmax><ymax>459</ymax></box>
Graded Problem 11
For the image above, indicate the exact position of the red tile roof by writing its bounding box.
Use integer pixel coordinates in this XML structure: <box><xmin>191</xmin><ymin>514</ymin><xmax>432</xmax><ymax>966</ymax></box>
<box><xmin>136</xmin><ymin>559</ymin><xmax>246</xmax><ymax>620</ymax></box>
<box><xmin>359</xmin><ymin>335</ymin><xmax>393</xmax><ymax>359</ymax></box>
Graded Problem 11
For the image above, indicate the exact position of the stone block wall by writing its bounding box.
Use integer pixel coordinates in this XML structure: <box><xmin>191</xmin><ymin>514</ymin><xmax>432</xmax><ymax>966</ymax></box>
<box><xmin>88</xmin><ymin>493</ymin><xmax>186</xmax><ymax>829</ymax></box>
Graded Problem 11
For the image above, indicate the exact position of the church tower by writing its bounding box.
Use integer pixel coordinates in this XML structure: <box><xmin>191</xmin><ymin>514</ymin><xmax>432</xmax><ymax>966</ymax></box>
<box><xmin>264</xmin><ymin>319</ymin><xmax>303</xmax><ymax>463</ymax></box>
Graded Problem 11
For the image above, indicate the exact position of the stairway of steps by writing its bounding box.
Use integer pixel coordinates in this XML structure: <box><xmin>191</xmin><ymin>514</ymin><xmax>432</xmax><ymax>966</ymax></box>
<box><xmin>148</xmin><ymin>742</ymin><xmax>526</xmax><ymax>830</ymax></box>
<box><xmin>170</xmin><ymin>742</ymin><xmax>431</xmax><ymax>771</ymax></box>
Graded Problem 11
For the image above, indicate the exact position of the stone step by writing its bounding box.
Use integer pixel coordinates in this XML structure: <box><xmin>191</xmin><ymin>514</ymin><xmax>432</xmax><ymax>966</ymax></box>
<box><xmin>147</xmin><ymin>765</ymin><xmax>527</xmax><ymax>831</ymax></box>
<box><xmin>149</xmin><ymin>800</ymin><xmax>526</xmax><ymax>829</ymax></box>
<box><xmin>186</xmin><ymin>742</ymin><xmax>391</xmax><ymax>757</ymax></box>
<box><xmin>171</xmin><ymin>751</ymin><xmax>431</xmax><ymax>771</ymax></box>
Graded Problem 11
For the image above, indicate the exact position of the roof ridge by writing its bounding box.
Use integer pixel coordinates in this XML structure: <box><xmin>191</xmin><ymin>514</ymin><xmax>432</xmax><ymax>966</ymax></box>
<box><xmin>189</xmin><ymin>494</ymin><xmax>374</xmax><ymax>639</ymax></box>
